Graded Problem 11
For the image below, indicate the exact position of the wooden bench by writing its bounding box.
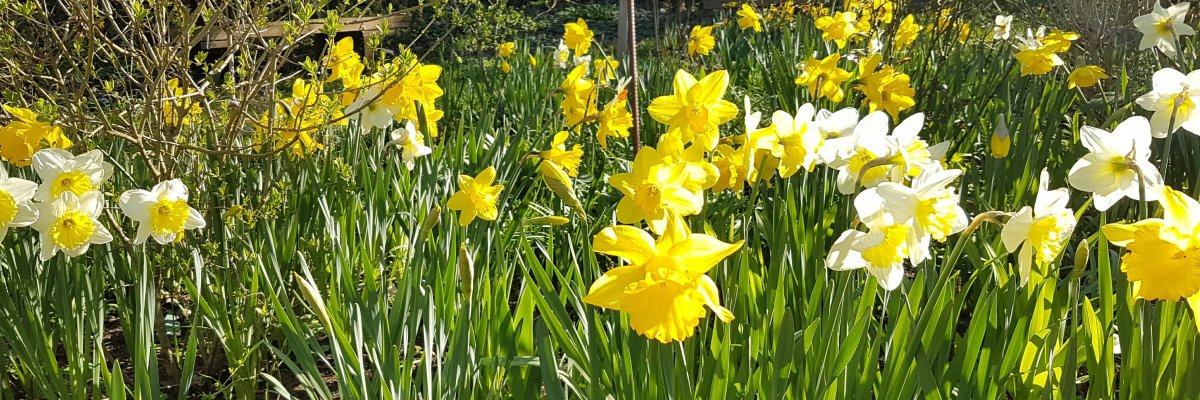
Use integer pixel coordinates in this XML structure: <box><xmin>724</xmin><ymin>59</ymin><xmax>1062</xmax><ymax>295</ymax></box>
<box><xmin>199</xmin><ymin>14</ymin><xmax>412</xmax><ymax>59</ymax></box>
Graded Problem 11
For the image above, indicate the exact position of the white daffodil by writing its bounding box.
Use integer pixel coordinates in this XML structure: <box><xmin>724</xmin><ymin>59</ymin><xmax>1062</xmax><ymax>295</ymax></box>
<box><xmin>993</xmin><ymin>15</ymin><xmax>1014</xmax><ymax>40</ymax></box>
<box><xmin>553</xmin><ymin>40</ymin><xmax>572</xmax><ymax>69</ymax></box>
<box><xmin>828</xmin><ymin>111</ymin><xmax>894</xmax><ymax>193</ymax></box>
<box><xmin>1133</xmin><ymin>1</ymin><xmax>1195</xmax><ymax>58</ymax></box>
<box><xmin>1135</xmin><ymin>68</ymin><xmax>1200</xmax><ymax>137</ymax></box>
<box><xmin>118</xmin><ymin>179</ymin><xmax>206</xmax><ymax>245</ymax></box>
<box><xmin>350</xmin><ymin>83</ymin><xmax>402</xmax><ymax>132</ymax></box>
<box><xmin>858</xmin><ymin>166</ymin><xmax>969</xmax><ymax>265</ymax></box>
<box><xmin>814</xmin><ymin>107</ymin><xmax>860</xmax><ymax>164</ymax></box>
<box><xmin>31</xmin><ymin>149</ymin><xmax>114</xmax><ymax>202</ymax></box>
<box><xmin>1067</xmin><ymin>116</ymin><xmax>1163</xmax><ymax>211</ymax></box>
<box><xmin>1001</xmin><ymin>169</ymin><xmax>1077</xmax><ymax>287</ymax></box>
<box><xmin>826</xmin><ymin>221</ymin><xmax>912</xmax><ymax>291</ymax></box>
<box><xmin>573</xmin><ymin>54</ymin><xmax>592</xmax><ymax>70</ymax></box>
<box><xmin>31</xmin><ymin>190</ymin><xmax>112</xmax><ymax>260</ymax></box>
<box><xmin>387</xmin><ymin>121</ymin><xmax>433</xmax><ymax>170</ymax></box>
<box><xmin>0</xmin><ymin>165</ymin><xmax>38</xmax><ymax>241</ymax></box>
<box><xmin>831</xmin><ymin>112</ymin><xmax>940</xmax><ymax>194</ymax></box>
<box><xmin>768</xmin><ymin>105</ymin><xmax>824</xmax><ymax>177</ymax></box>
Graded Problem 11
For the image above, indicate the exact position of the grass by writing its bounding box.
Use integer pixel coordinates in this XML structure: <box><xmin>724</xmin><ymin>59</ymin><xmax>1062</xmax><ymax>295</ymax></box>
<box><xmin>2</xmin><ymin>3</ymin><xmax>1200</xmax><ymax>398</ymax></box>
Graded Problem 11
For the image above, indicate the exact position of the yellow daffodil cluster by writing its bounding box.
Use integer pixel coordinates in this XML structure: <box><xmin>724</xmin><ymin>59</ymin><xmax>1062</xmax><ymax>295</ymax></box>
<box><xmin>497</xmin><ymin>41</ymin><xmax>516</xmax><ymax>73</ymax></box>
<box><xmin>814</xmin><ymin>11</ymin><xmax>870</xmax><ymax>49</ymax></box>
<box><xmin>844</xmin><ymin>0</ymin><xmax>895</xmax><ymax>28</ymax></box>
<box><xmin>0</xmin><ymin>105</ymin><xmax>73</xmax><ymax>167</ymax></box>
<box><xmin>0</xmin><ymin>148</ymin><xmax>205</xmax><ymax>260</ymax></box>
<box><xmin>854</xmin><ymin>54</ymin><xmax>916</xmax><ymax>119</ymax></box>
<box><xmin>794</xmin><ymin>54</ymin><xmax>853</xmax><ymax>103</ymax></box>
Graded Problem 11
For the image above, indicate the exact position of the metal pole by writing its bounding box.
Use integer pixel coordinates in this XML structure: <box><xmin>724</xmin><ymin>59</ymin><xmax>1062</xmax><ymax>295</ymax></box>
<box><xmin>627</xmin><ymin>0</ymin><xmax>642</xmax><ymax>152</ymax></box>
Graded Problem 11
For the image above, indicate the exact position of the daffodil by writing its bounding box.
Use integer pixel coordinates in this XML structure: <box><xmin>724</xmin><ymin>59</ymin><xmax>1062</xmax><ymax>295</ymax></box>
<box><xmin>765</xmin><ymin>107</ymin><xmax>823</xmax><ymax>177</ymax></box>
<box><xmin>447</xmin><ymin>166</ymin><xmax>504</xmax><ymax>226</ymax></box>
<box><xmin>596</xmin><ymin>91</ymin><xmax>633</xmax><ymax>148</ymax></box>
<box><xmin>560</xmin><ymin>64</ymin><xmax>599</xmax><ymax>128</ymax></box>
<box><xmin>1135</xmin><ymin>68</ymin><xmax>1200</xmax><ymax>137</ymax></box>
<box><xmin>0</xmin><ymin>164</ymin><xmax>37</xmax><ymax>241</ymax></box>
<box><xmin>584</xmin><ymin>213</ymin><xmax>743</xmax><ymax>343</ymax></box>
<box><xmin>324</xmin><ymin>37</ymin><xmax>362</xmax><ymax>83</ymax></box>
<box><xmin>957</xmin><ymin>22</ymin><xmax>972</xmax><ymax>44</ymax></box>
<box><xmin>710</xmin><ymin>144</ymin><xmax>749</xmax><ymax>193</ymax></box>
<box><xmin>31</xmin><ymin>190</ymin><xmax>112</xmax><ymax>260</ymax></box>
<box><xmin>1067</xmin><ymin>116</ymin><xmax>1163</xmax><ymax>211</ymax></box>
<box><xmin>737</xmin><ymin>4</ymin><xmax>763</xmax><ymax>32</ymax></box>
<box><xmin>1133</xmin><ymin>1</ymin><xmax>1195</xmax><ymax>58</ymax></box>
<box><xmin>826</xmin><ymin>221</ymin><xmax>912</xmax><ymax>291</ymax></box>
<box><xmin>647</xmin><ymin>69</ymin><xmax>738</xmax><ymax>151</ymax></box>
<box><xmin>813</xmin><ymin>107</ymin><xmax>861</xmax><ymax>164</ymax></box>
<box><xmin>829</xmin><ymin>112</ymin><xmax>941</xmax><ymax>194</ymax></box>
<box><xmin>496</xmin><ymin>41</ymin><xmax>516</xmax><ymax>58</ymax></box>
<box><xmin>32</xmin><ymin>149</ymin><xmax>113</xmax><ymax>202</ymax></box>
<box><xmin>993</xmin><ymin>15</ymin><xmax>1014</xmax><ymax>40</ymax></box>
<box><xmin>1001</xmin><ymin>170</ymin><xmax>1077</xmax><ymax>287</ymax></box>
<box><xmin>386</xmin><ymin>121</ymin><xmax>433</xmax><ymax>171</ymax></box>
<box><xmin>0</xmin><ymin>105</ymin><xmax>73</xmax><ymax>167</ymax></box>
<box><xmin>118</xmin><ymin>179</ymin><xmax>206</xmax><ymax>245</ymax></box>
<box><xmin>350</xmin><ymin>79</ymin><xmax>402</xmax><ymax>132</ymax></box>
<box><xmin>894</xmin><ymin>14</ymin><xmax>921</xmax><ymax>50</ymax></box>
<box><xmin>814</xmin><ymin>11</ymin><xmax>868</xmax><ymax>48</ymax></box>
<box><xmin>593</xmin><ymin>57</ymin><xmax>619</xmax><ymax>82</ymax></box>
<box><xmin>564</xmin><ymin>18</ymin><xmax>594</xmax><ymax>55</ymax></box>
<box><xmin>1013</xmin><ymin>29</ymin><xmax>1076</xmax><ymax>77</ymax></box>
<box><xmin>1102</xmin><ymin>187</ymin><xmax>1200</xmax><ymax>329</ymax></box>
<box><xmin>795</xmin><ymin>53</ymin><xmax>853</xmax><ymax>103</ymax></box>
<box><xmin>162</xmin><ymin>78</ymin><xmax>203</xmax><ymax>126</ymax></box>
<box><xmin>991</xmin><ymin>114</ymin><xmax>1011</xmax><ymax>158</ymax></box>
<box><xmin>854</xmin><ymin>54</ymin><xmax>916</xmax><ymax>120</ymax></box>
<box><xmin>858</xmin><ymin>166</ymin><xmax>969</xmax><ymax>264</ymax></box>
<box><xmin>1068</xmin><ymin>65</ymin><xmax>1107</xmax><ymax>89</ymax></box>
<box><xmin>500</xmin><ymin>61</ymin><xmax>512</xmax><ymax>74</ymax></box>
<box><xmin>1014</xmin><ymin>47</ymin><xmax>1062</xmax><ymax>76</ymax></box>
<box><xmin>687</xmin><ymin>25</ymin><xmax>716</xmax><ymax>56</ymax></box>
<box><xmin>609</xmin><ymin>146</ymin><xmax>709</xmax><ymax>234</ymax></box>
<box><xmin>553</xmin><ymin>40</ymin><xmax>572</xmax><ymax>69</ymax></box>
<box><xmin>541</xmin><ymin>131</ymin><xmax>584</xmax><ymax>177</ymax></box>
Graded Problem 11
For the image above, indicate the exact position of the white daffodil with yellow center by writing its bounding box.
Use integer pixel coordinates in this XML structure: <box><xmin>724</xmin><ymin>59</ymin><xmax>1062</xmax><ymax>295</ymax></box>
<box><xmin>765</xmin><ymin>106</ymin><xmax>824</xmax><ymax>178</ymax></box>
<box><xmin>0</xmin><ymin>165</ymin><xmax>38</xmax><ymax>241</ymax></box>
<box><xmin>31</xmin><ymin>190</ymin><xmax>112</xmax><ymax>260</ymax></box>
<box><xmin>813</xmin><ymin>107</ymin><xmax>860</xmax><ymax>165</ymax></box>
<box><xmin>32</xmin><ymin>149</ymin><xmax>114</xmax><ymax>202</ymax></box>
<box><xmin>350</xmin><ymin>79</ymin><xmax>404</xmax><ymax>132</ymax></box>
<box><xmin>1068</xmin><ymin>116</ymin><xmax>1163</xmax><ymax>211</ymax></box>
<box><xmin>858</xmin><ymin>166</ymin><xmax>969</xmax><ymax>265</ymax></box>
<box><xmin>826</xmin><ymin>219</ymin><xmax>912</xmax><ymax>291</ymax></box>
<box><xmin>1133</xmin><ymin>1</ymin><xmax>1195</xmax><ymax>58</ymax></box>
<box><xmin>1135</xmin><ymin>68</ymin><xmax>1200</xmax><ymax>137</ymax></box>
<box><xmin>829</xmin><ymin>112</ymin><xmax>946</xmax><ymax>194</ymax></box>
<box><xmin>119</xmin><ymin>179</ymin><xmax>206</xmax><ymax>245</ymax></box>
<box><xmin>993</xmin><ymin>15</ymin><xmax>1014</xmax><ymax>40</ymax></box>
<box><xmin>1002</xmin><ymin>170</ymin><xmax>1077</xmax><ymax>287</ymax></box>
<box><xmin>387</xmin><ymin>121</ymin><xmax>433</xmax><ymax>171</ymax></box>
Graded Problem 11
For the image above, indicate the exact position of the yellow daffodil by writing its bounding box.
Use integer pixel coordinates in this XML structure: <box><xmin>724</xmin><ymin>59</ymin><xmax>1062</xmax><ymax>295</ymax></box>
<box><xmin>609</xmin><ymin>146</ymin><xmax>709</xmax><ymax>234</ymax></box>
<box><xmin>815</xmin><ymin>11</ymin><xmax>869</xmax><ymax>48</ymax></box>
<box><xmin>585</xmin><ymin>213</ymin><xmax>743</xmax><ymax>343</ymax></box>
<box><xmin>31</xmin><ymin>149</ymin><xmax>113</xmax><ymax>202</ymax></box>
<box><xmin>386</xmin><ymin>121</ymin><xmax>433</xmax><ymax>171</ymax></box>
<box><xmin>541</xmin><ymin>131</ymin><xmax>584</xmax><ymax>177</ymax></box>
<box><xmin>118</xmin><ymin>179</ymin><xmax>206</xmax><ymax>245</ymax></box>
<box><xmin>854</xmin><ymin>54</ymin><xmax>916</xmax><ymax>120</ymax></box>
<box><xmin>500</xmin><ymin>60</ymin><xmax>512</xmax><ymax>74</ymax></box>
<box><xmin>1067</xmin><ymin>116</ymin><xmax>1163</xmax><ymax>211</ymax></box>
<box><xmin>1135</xmin><ymin>67</ymin><xmax>1200</xmax><ymax>137</ymax></box>
<box><xmin>957</xmin><ymin>22</ymin><xmax>972</xmax><ymax>44</ymax></box>
<box><xmin>687</xmin><ymin>25</ymin><xmax>716</xmax><ymax>56</ymax></box>
<box><xmin>593</xmin><ymin>57</ymin><xmax>619</xmax><ymax>82</ymax></box>
<box><xmin>894</xmin><ymin>14</ymin><xmax>921</xmax><ymax>50</ymax></box>
<box><xmin>497</xmin><ymin>41</ymin><xmax>516</xmax><ymax>58</ymax></box>
<box><xmin>1102</xmin><ymin>187</ymin><xmax>1200</xmax><ymax>329</ymax></box>
<box><xmin>647</xmin><ymin>69</ymin><xmax>738</xmax><ymax>151</ymax></box>
<box><xmin>31</xmin><ymin>190</ymin><xmax>112</xmax><ymax>260</ymax></box>
<box><xmin>564</xmin><ymin>18</ymin><xmax>594</xmax><ymax>55</ymax></box>
<box><xmin>764</xmin><ymin>106</ymin><xmax>823</xmax><ymax>177</ymax></box>
<box><xmin>560</xmin><ymin>64</ymin><xmax>599</xmax><ymax>128</ymax></box>
<box><xmin>711</xmin><ymin>144</ymin><xmax>749</xmax><ymax>193</ymax></box>
<box><xmin>1068</xmin><ymin>65</ymin><xmax>1107</xmax><ymax>89</ymax></box>
<box><xmin>163</xmin><ymin>78</ymin><xmax>203</xmax><ymax>127</ymax></box>
<box><xmin>1001</xmin><ymin>169</ymin><xmax>1077</xmax><ymax>287</ymax></box>
<box><xmin>325</xmin><ymin>37</ymin><xmax>362</xmax><ymax>83</ymax></box>
<box><xmin>528</xmin><ymin>55</ymin><xmax>538</xmax><ymax>67</ymax></box>
<box><xmin>0</xmin><ymin>164</ymin><xmax>37</xmax><ymax>241</ymax></box>
<box><xmin>991</xmin><ymin>114</ymin><xmax>1011</xmax><ymax>158</ymax></box>
<box><xmin>1133</xmin><ymin>1</ymin><xmax>1195</xmax><ymax>58</ymax></box>
<box><xmin>737</xmin><ymin>4</ymin><xmax>763</xmax><ymax>32</ymax></box>
<box><xmin>0</xmin><ymin>105</ymin><xmax>72</xmax><ymax>167</ymax></box>
<box><xmin>447</xmin><ymin>166</ymin><xmax>504</xmax><ymax>226</ymax></box>
<box><xmin>597</xmin><ymin>91</ymin><xmax>633</xmax><ymax>148</ymax></box>
<box><xmin>795</xmin><ymin>53</ymin><xmax>853</xmax><ymax>103</ymax></box>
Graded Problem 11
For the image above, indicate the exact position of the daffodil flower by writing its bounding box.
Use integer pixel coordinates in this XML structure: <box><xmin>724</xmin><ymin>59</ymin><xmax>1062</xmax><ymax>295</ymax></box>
<box><xmin>1001</xmin><ymin>170</ymin><xmax>1077</xmax><ymax>287</ymax></box>
<box><xmin>31</xmin><ymin>190</ymin><xmax>112</xmax><ymax>260</ymax></box>
<box><xmin>894</xmin><ymin>14</ymin><xmax>921</xmax><ymax>50</ymax></box>
<box><xmin>350</xmin><ymin>82</ymin><xmax>402</xmax><ymax>132</ymax></box>
<box><xmin>993</xmin><ymin>15</ymin><xmax>1014</xmax><ymax>40</ymax></box>
<box><xmin>584</xmin><ymin>213</ymin><xmax>743</xmax><ymax>343</ymax></box>
<box><xmin>539</xmin><ymin>131</ymin><xmax>584</xmax><ymax>177</ymax></box>
<box><xmin>118</xmin><ymin>179</ymin><xmax>206</xmax><ymax>245</ymax></box>
<box><xmin>32</xmin><ymin>148</ymin><xmax>113</xmax><ymax>202</ymax></box>
<box><xmin>991</xmin><ymin>114</ymin><xmax>1011</xmax><ymax>158</ymax></box>
<box><xmin>858</xmin><ymin>166</ymin><xmax>969</xmax><ymax>265</ymax></box>
<box><xmin>826</xmin><ymin>221</ymin><xmax>912</xmax><ymax>291</ymax></box>
<box><xmin>553</xmin><ymin>40</ymin><xmax>572</xmax><ymax>69</ymax></box>
<box><xmin>1103</xmin><ymin>187</ymin><xmax>1200</xmax><ymax>332</ymax></box>
<box><xmin>766</xmin><ymin>106</ymin><xmax>824</xmax><ymax>177</ymax></box>
<box><xmin>1134</xmin><ymin>68</ymin><xmax>1200</xmax><ymax>137</ymax></box>
<box><xmin>447</xmin><ymin>166</ymin><xmax>504</xmax><ymax>226</ymax></box>
<box><xmin>387</xmin><ymin>121</ymin><xmax>433</xmax><ymax>171</ymax></box>
<box><xmin>736</xmin><ymin>4</ymin><xmax>763</xmax><ymax>32</ymax></box>
<box><xmin>1067</xmin><ymin>116</ymin><xmax>1163</xmax><ymax>211</ymax></box>
<box><xmin>794</xmin><ymin>53</ymin><xmax>853</xmax><ymax>103</ymax></box>
<box><xmin>563</xmin><ymin>18</ymin><xmax>594</xmax><ymax>55</ymax></box>
<box><xmin>1133</xmin><ymin>1</ymin><xmax>1195</xmax><ymax>58</ymax></box>
<box><xmin>813</xmin><ymin>107</ymin><xmax>860</xmax><ymax>165</ymax></box>
<box><xmin>0</xmin><ymin>164</ymin><xmax>37</xmax><ymax>241</ymax></box>
<box><xmin>609</xmin><ymin>146</ymin><xmax>709</xmax><ymax>234</ymax></box>
<box><xmin>687</xmin><ymin>25</ymin><xmax>716</xmax><ymax>56</ymax></box>
<box><xmin>647</xmin><ymin>69</ymin><xmax>738</xmax><ymax>151</ymax></box>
